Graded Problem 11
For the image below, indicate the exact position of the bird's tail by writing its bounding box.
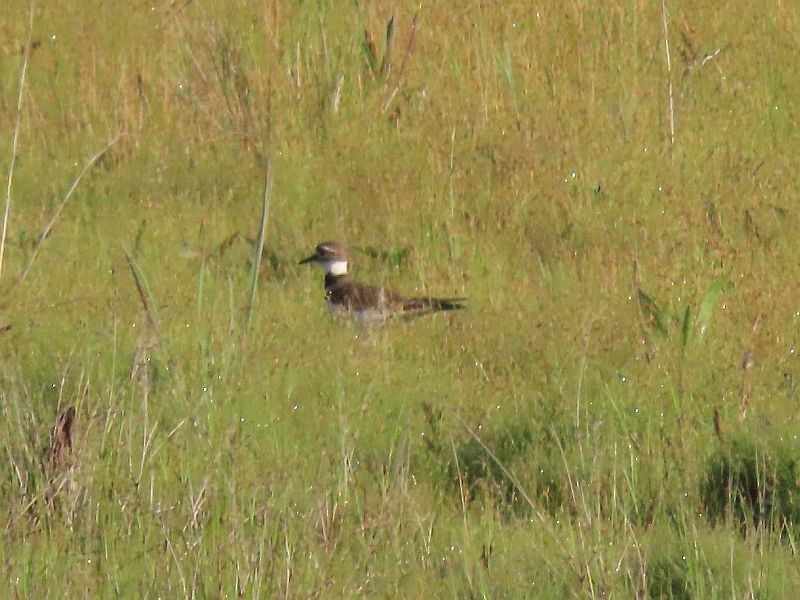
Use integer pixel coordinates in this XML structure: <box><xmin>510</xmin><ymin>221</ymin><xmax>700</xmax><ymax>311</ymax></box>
<box><xmin>402</xmin><ymin>296</ymin><xmax>466</xmax><ymax>315</ymax></box>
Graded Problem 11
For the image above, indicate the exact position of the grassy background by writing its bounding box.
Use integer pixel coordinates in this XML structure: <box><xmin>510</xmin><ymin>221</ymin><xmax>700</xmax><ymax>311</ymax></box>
<box><xmin>2</xmin><ymin>0</ymin><xmax>800</xmax><ymax>597</ymax></box>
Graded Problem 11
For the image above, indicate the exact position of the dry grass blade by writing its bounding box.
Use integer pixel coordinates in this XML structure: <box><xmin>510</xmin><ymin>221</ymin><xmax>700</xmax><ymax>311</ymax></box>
<box><xmin>124</xmin><ymin>251</ymin><xmax>158</xmax><ymax>331</ymax></box>
<box><xmin>382</xmin><ymin>13</ymin><xmax>419</xmax><ymax>114</ymax></box>
<box><xmin>124</xmin><ymin>251</ymin><xmax>161</xmax><ymax>388</ymax></box>
<box><xmin>661</xmin><ymin>0</ymin><xmax>675</xmax><ymax>151</ymax></box>
<box><xmin>156</xmin><ymin>0</ymin><xmax>195</xmax><ymax>29</ymax></box>
<box><xmin>331</xmin><ymin>74</ymin><xmax>345</xmax><ymax>114</ymax></box>
<box><xmin>210</xmin><ymin>230</ymin><xmax>241</xmax><ymax>259</ymax></box>
<box><xmin>397</xmin><ymin>12</ymin><xmax>419</xmax><ymax>78</ymax></box>
<box><xmin>0</xmin><ymin>3</ymin><xmax>34</xmax><ymax>285</ymax></box>
<box><xmin>739</xmin><ymin>383</ymin><xmax>751</xmax><ymax>422</ymax></box>
<box><xmin>713</xmin><ymin>408</ymin><xmax>724</xmax><ymax>442</ymax></box>
<box><xmin>188</xmin><ymin>476</ymin><xmax>209</xmax><ymax>529</ymax></box>
<box><xmin>45</xmin><ymin>406</ymin><xmax>76</xmax><ymax>473</ymax></box>
<box><xmin>19</xmin><ymin>132</ymin><xmax>127</xmax><ymax>284</ymax></box>
<box><xmin>245</xmin><ymin>161</ymin><xmax>272</xmax><ymax>329</ymax></box>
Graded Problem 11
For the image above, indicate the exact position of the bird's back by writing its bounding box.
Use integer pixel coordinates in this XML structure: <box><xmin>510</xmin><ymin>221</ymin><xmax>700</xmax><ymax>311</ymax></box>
<box><xmin>325</xmin><ymin>274</ymin><xmax>463</xmax><ymax>323</ymax></box>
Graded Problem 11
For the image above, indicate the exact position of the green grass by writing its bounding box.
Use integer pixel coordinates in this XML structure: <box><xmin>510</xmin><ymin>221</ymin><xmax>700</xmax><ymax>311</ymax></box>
<box><xmin>2</xmin><ymin>1</ymin><xmax>800</xmax><ymax>596</ymax></box>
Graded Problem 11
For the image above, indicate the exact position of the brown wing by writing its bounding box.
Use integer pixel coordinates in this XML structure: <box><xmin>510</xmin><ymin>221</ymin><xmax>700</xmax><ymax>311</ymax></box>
<box><xmin>326</xmin><ymin>276</ymin><xmax>465</xmax><ymax>317</ymax></box>
<box><xmin>327</xmin><ymin>278</ymin><xmax>407</xmax><ymax>311</ymax></box>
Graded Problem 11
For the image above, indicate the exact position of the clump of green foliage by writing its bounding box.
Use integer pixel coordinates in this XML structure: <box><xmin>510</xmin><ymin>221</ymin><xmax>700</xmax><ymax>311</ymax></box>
<box><xmin>701</xmin><ymin>434</ymin><xmax>800</xmax><ymax>531</ymax></box>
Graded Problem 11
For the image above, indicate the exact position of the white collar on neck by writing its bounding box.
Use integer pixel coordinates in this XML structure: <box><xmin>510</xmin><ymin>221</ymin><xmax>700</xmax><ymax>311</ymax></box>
<box><xmin>322</xmin><ymin>260</ymin><xmax>348</xmax><ymax>276</ymax></box>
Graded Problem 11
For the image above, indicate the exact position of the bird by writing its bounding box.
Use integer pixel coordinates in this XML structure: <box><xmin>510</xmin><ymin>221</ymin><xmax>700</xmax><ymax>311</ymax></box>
<box><xmin>299</xmin><ymin>241</ymin><xmax>465</xmax><ymax>326</ymax></box>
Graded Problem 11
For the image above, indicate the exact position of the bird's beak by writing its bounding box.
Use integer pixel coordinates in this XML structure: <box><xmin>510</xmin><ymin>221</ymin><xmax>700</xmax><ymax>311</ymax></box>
<box><xmin>299</xmin><ymin>254</ymin><xmax>317</xmax><ymax>265</ymax></box>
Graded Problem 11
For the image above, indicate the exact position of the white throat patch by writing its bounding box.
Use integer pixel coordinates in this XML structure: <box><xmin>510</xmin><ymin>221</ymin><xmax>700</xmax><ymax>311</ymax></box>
<box><xmin>321</xmin><ymin>260</ymin><xmax>348</xmax><ymax>276</ymax></box>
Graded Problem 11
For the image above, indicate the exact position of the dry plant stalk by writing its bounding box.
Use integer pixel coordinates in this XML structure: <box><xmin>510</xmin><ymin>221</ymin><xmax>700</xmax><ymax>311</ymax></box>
<box><xmin>739</xmin><ymin>383</ymin><xmax>752</xmax><ymax>421</ymax></box>
<box><xmin>19</xmin><ymin>133</ymin><xmax>126</xmax><ymax>284</ymax></box>
<box><xmin>397</xmin><ymin>12</ymin><xmax>419</xmax><ymax>78</ymax></box>
<box><xmin>45</xmin><ymin>406</ymin><xmax>76</xmax><ymax>472</ymax></box>
<box><xmin>124</xmin><ymin>252</ymin><xmax>161</xmax><ymax>389</ymax></box>
<box><xmin>713</xmin><ymin>407</ymin><xmax>724</xmax><ymax>442</ymax></box>
<box><xmin>0</xmin><ymin>4</ymin><xmax>34</xmax><ymax>284</ymax></box>
<box><xmin>661</xmin><ymin>0</ymin><xmax>676</xmax><ymax>151</ymax></box>
<box><xmin>124</xmin><ymin>252</ymin><xmax>158</xmax><ymax>331</ymax></box>
<box><xmin>245</xmin><ymin>161</ymin><xmax>272</xmax><ymax>329</ymax></box>
<box><xmin>383</xmin><ymin>12</ymin><xmax>420</xmax><ymax>114</ymax></box>
<box><xmin>738</xmin><ymin>315</ymin><xmax>757</xmax><ymax>422</ymax></box>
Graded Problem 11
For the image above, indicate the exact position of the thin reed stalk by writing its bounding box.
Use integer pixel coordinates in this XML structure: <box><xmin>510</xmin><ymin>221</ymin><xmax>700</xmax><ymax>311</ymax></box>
<box><xmin>0</xmin><ymin>3</ymin><xmax>35</xmax><ymax>284</ymax></box>
<box><xmin>19</xmin><ymin>133</ymin><xmax>126</xmax><ymax>284</ymax></box>
<box><xmin>661</xmin><ymin>0</ymin><xmax>675</xmax><ymax>152</ymax></box>
<box><xmin>246</xmin><ymin>161</ymin><xmax>272</xmax><ymax>329</ymax></box>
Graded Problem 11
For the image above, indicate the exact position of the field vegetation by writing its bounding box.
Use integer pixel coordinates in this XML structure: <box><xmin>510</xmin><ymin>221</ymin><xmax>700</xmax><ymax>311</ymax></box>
<box><xmin>1</xmin><ymin>1</ymin><xmax>799</xmax><ymax>597</ymax></box>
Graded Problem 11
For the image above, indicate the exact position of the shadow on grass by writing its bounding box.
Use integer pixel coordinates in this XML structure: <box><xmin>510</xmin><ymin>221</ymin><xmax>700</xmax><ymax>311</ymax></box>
<box><xmin>646</xmin><ymin>553</ymin><xmax>691</xmax><ymax>600</ymax></box>
<box><xmin>449</xmin><ymin>424</ymin><xmax>568</xmax><ymax>516</ymax></box>
<box><xmin>421</xmin><ymin>402</ymin><xmax>567</xmax><ymax>516</ymax></box>
<box><xmin>700</xmin><ymin>433</ymin><xmax>800</xmax><ymax>533</ymax></box>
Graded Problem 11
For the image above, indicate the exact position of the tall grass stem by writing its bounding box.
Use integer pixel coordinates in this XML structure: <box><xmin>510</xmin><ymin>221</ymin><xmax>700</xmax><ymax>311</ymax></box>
<box><xmin>246</xmin><ymin>162</ymin><xmax>272</xmax><ymax>329</ymax></box>
<box><xmin>19</xmin><ymin>133</ymin><xmax>126</xmax><ymax>284</ymax></box>
<box><xmin>0</xmin><ymin>3</ymin><xmax>34</xmax><ymax>284</ymax></box>
<box><xmin>661</xmin><ymin>0</ymin><xmax>675</xmax><ymax>151</ymax></box>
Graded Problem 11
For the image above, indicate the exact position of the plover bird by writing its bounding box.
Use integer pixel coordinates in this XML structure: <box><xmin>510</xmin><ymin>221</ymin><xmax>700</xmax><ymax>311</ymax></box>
<box><xmin>300</xmin><ymin>241</ymin><xmax>465</xmax><ymax>326</ymax></box>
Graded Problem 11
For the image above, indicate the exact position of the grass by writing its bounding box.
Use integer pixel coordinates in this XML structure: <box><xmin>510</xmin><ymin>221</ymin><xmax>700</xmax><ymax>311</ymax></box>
<box><xmin>2</xmin><ymin>0</ymin><xmax>800</xmax><ymax>596</ymax></box>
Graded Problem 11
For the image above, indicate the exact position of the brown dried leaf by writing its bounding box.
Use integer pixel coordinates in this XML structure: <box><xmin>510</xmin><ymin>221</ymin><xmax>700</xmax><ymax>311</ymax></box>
<box><xmin>46</xmin><ymin>406</ymin><xmax>76</xmax><ymax>472</ymax></box>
